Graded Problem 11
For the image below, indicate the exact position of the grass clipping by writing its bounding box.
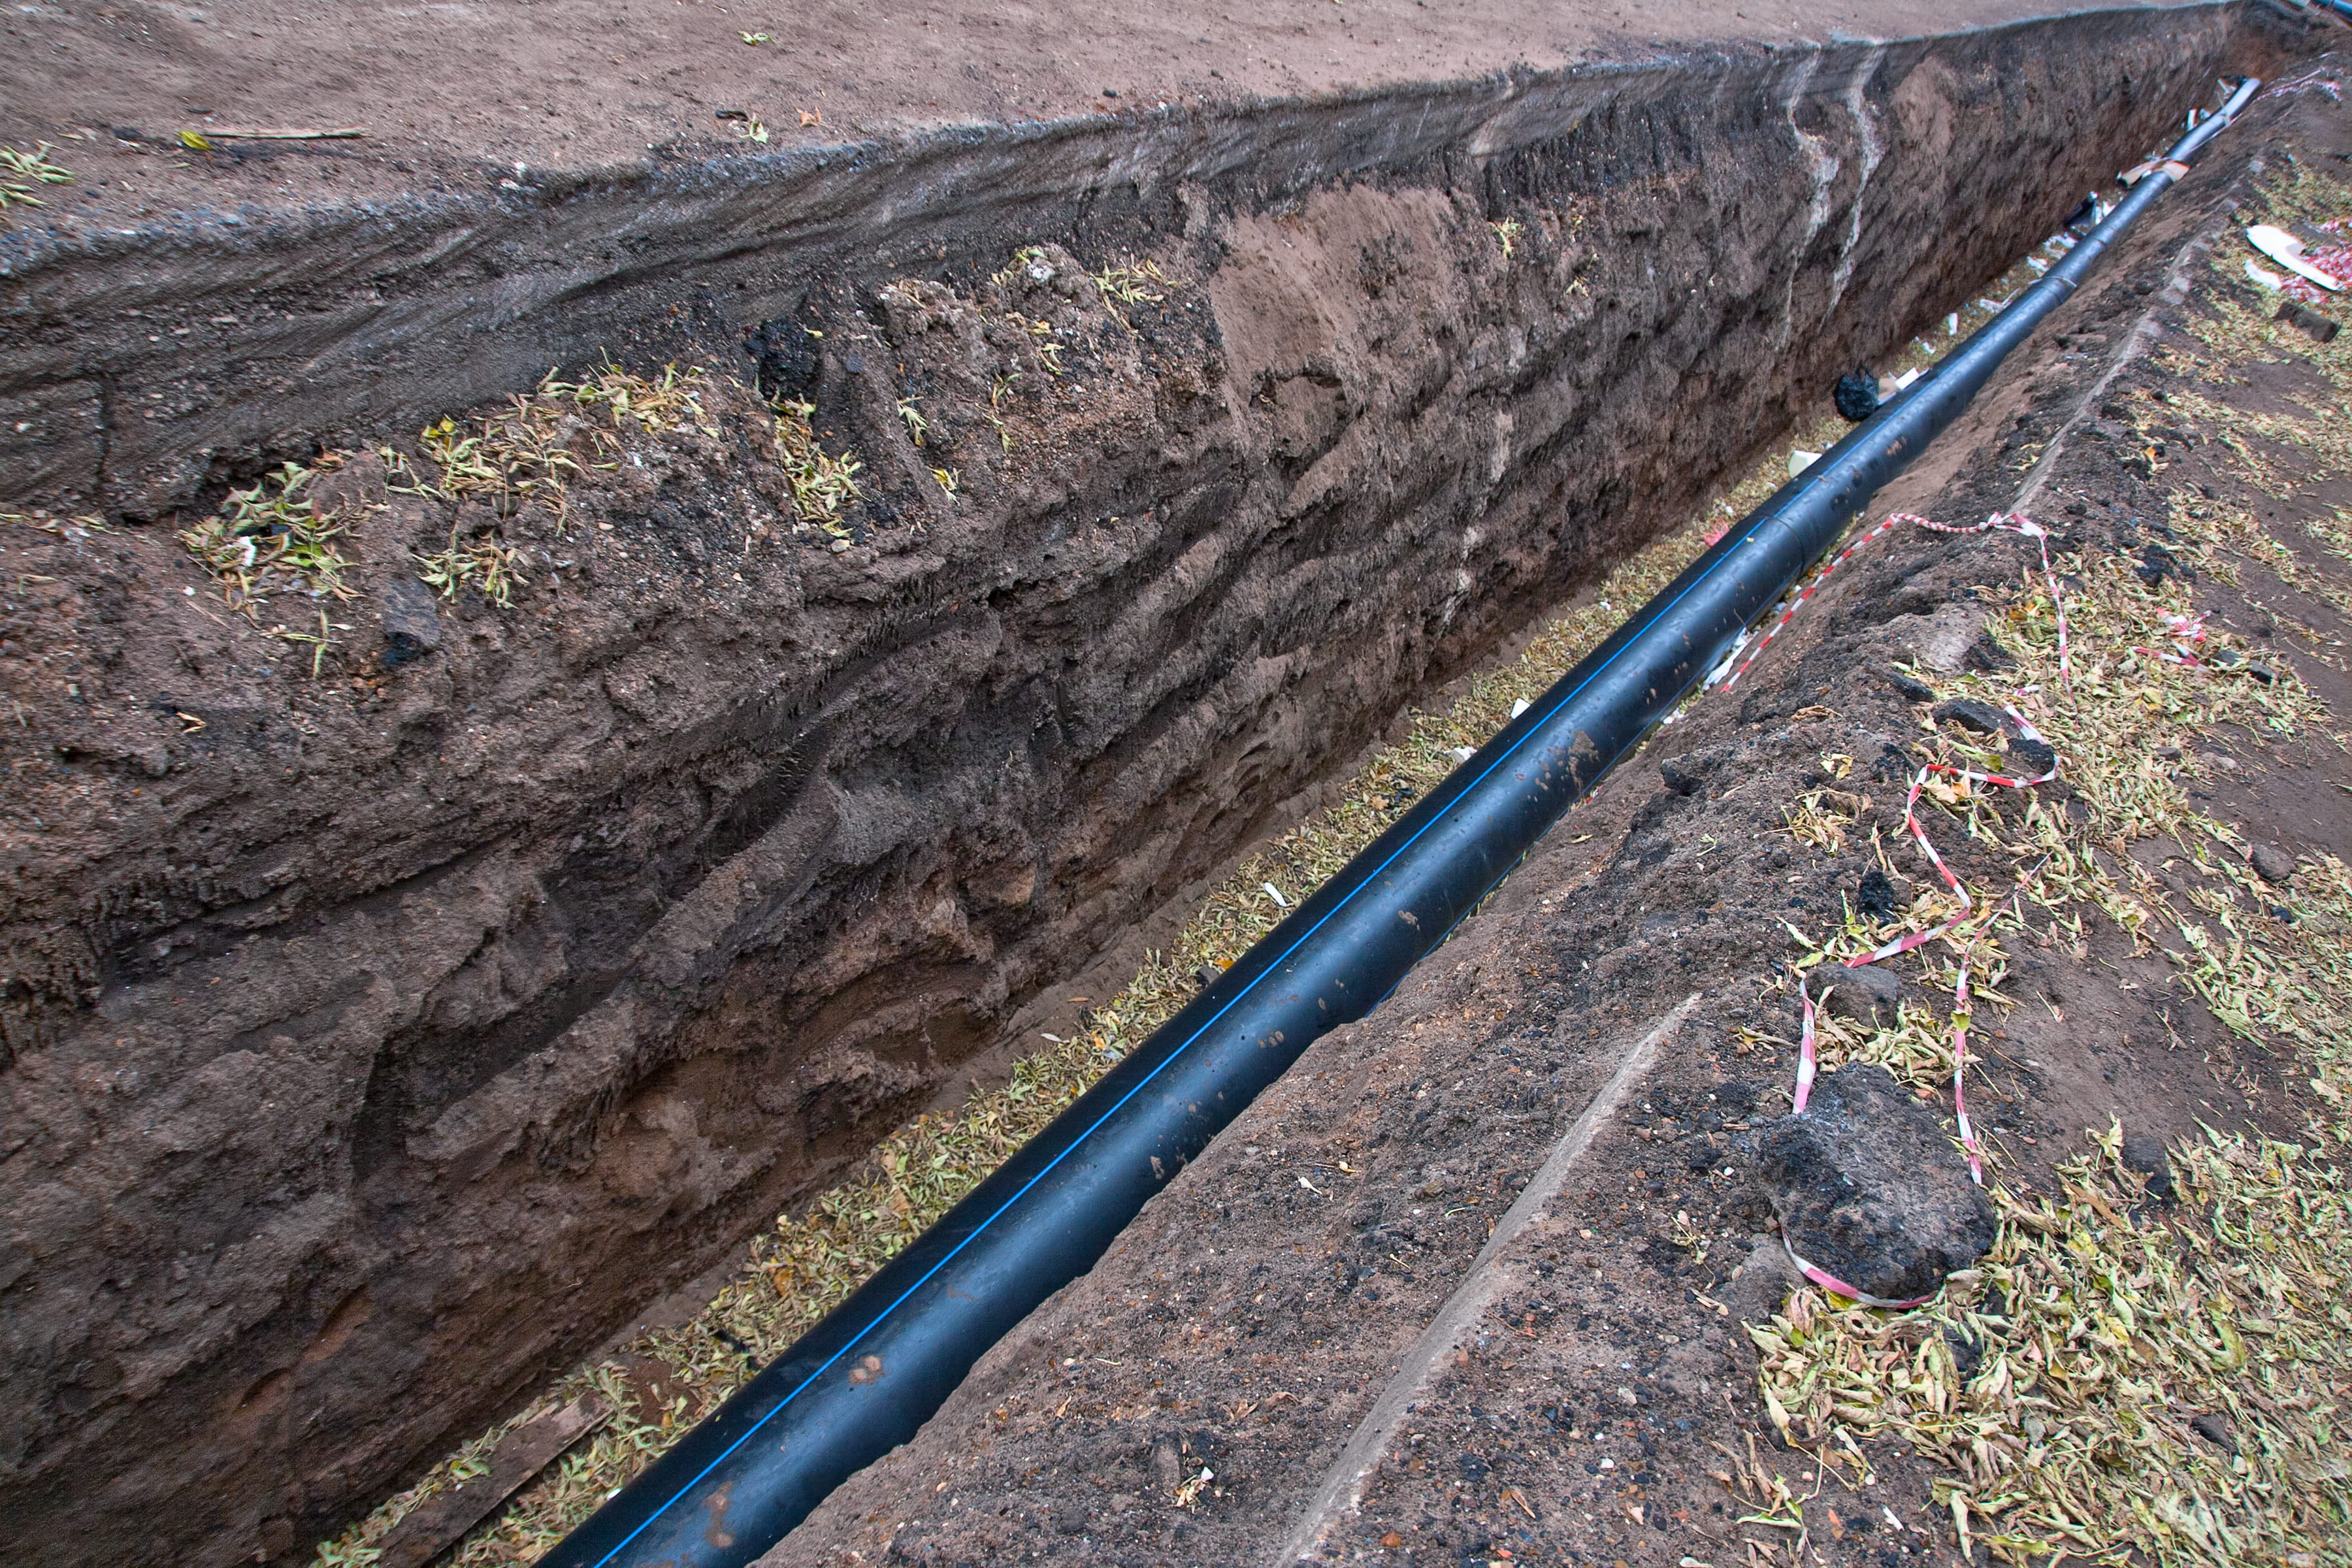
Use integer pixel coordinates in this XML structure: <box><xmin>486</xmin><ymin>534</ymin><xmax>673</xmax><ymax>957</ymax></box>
<box><xmin>1746</xmin><ymin>167</ymin><xmax>2352</xmax><ymax>1568</ymax></box>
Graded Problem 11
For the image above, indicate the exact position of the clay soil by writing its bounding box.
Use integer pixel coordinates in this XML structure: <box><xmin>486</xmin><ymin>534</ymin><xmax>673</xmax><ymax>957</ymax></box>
<box><xmin>766</xmin><ymin>78</ymin><xmax>2352</xmax><ymax>1568</ymax></box>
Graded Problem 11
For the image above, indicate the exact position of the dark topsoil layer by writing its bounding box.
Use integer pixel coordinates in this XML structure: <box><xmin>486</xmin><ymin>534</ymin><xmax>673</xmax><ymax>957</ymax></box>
<box><xmin>762</xmin><ymin>77</ymin><xmax>2352</xmax><ymax>1568</ymax></box>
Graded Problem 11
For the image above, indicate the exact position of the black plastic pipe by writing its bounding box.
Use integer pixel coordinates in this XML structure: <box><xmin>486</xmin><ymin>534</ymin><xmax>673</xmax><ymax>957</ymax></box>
<box><xmin>542</xmin><ymin>77</ymin><xmax>2257</xmax><ymax>1568</ymax></box>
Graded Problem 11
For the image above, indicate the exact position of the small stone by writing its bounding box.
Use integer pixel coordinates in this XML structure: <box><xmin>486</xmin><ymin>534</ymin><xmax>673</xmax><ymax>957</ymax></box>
<box><xmin>1748</xmin><ymin>1064</ymin><xmax>1997</xmax><ymax>1302</ymax></box>
<box><xmin>1718</xmin><ymin>1232</ymin><xmax>1803</xmax><ymax>1324</ymax></box>
<box><xmin>2136</xmin><ymin>544</ymin><xmax>2188</xmax><ymax>586</ymax></box>
<box><xmin>1659</xmin><ymin>754</ymin><xmax>1712</xmax><ymax>796</ymax></box>
<box><xmin>1892</xmin><ymin>604</ymin><xmax>1979</xmax><ymax>673</ymax></box>
<box><xmin>2119</xmin><ymin>1133</ymin><xmax>2176</xmax><ymax>1203</ymax></box>
<box><xmin>2189</xmin><ymin>1411</ymin><xmax>2237</xmax><ymax>1451</ymax></box>
<box><xmin>2007</xmin><ymin>736</ymin><xmax>2057</xmax><ymax>777</ymax></box>
<box><xmin>1884</xmin><ymin>667</ymin><xmax>1935</xmax><ymax>703</ymax></box>
<box><xmin>2249</xmin><ymin>843</ymin><xmax>2296</xmax><ymax>885</ymax></box>
<box><xmin>2245</xmin><ymin>662</ymin><xmax>2277</xmax><ymax>684</ymax></box>
<box><xmin>1820</xmin><ymin>964</ymin><xmax>1904</xmax><ymax>1030</ymax></box>
<box><xmin>1931</xmin><ymin>697</ymin><xmax>2004</xmax><ymax>735</ymax></box>
<box><xmin>1833</xmin><ymin>370</ymin><xmax>1880</xmax><ymax>422</ymax></box>
<box><xmin>2276</xmin><ymin>298</ymin><xmax>2340</xmax><ymax>344</ymax></box>
<box><xmin>378</xmin><ymin>575</ymin><xmax>445</xmax><ymax>669</ymax></box>
<box><xmin>1382</xmin><ymin>1533</ymin><xmax>1405</xmax><ymax>1550</ymax></box>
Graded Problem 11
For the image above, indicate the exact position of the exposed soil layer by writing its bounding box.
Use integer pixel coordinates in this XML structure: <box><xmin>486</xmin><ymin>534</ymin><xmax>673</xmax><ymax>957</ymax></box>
<box><xmin>0</xmin><ymin>3</ymin><xmax>2244</xmax><ymax>518</ymax></box>
<box><xmin>762</xmin><ymin>73</ymin><xmax>2352</xmax><ymax>1568</ymax></box>
<box><xmin>0</xmin><ymin>13</ymin><xmax>2285</xmax><ymax>1568</ymax></box>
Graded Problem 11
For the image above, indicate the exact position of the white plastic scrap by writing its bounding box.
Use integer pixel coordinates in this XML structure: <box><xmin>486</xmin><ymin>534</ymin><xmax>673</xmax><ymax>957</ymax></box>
<box><xmin>2247</xmin><ymin>224</ymin><xmax>2344</xmax><ymax>291</ymax></box>
<box><xmin>1262</xmin><ymin>881</ymin><xmax>1290</xmax><ymax>908</ymax></box>
<box><xmin>1510</xmin><ymin>698</ymin><xmax>1531</xmax><ymax>719</ymax></box>
<box><xmin>1944</xmin><ymin>312</ymin><xmax>1958</xmax><ymax>334</ymax></box>
<box><xmin>1894</xmin><ymin>368</ymin><xmax>1920</xmax><ymax>391</ymax></box>
<box><xmin>1788</xmin><ymin>448</ymin><xmax>1821</xmax><ymax>479</ymax></box>
<box><xmin>2247</xmin><ymin>259</ymin><xmax>2286</xmax><ymax>291</ymax></box>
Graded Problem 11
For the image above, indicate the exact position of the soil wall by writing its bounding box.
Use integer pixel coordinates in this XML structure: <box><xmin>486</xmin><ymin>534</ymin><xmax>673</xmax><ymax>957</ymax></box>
<box><xmin>0</xmin><ymin>12</ymin><xmax>2235</xmax><ymax>1565</ymax></box>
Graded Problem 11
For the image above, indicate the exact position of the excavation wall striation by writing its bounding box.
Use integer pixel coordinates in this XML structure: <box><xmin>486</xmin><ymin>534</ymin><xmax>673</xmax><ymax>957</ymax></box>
<box><xmin>0</xmin><ymin>13</ymin><xmax>2231</xmax><ymax>1566</ymax></box>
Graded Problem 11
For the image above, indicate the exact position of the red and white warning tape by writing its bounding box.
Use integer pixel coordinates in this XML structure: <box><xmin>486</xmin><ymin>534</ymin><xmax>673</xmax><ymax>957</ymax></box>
<box><xmin>1725</xmin><ymin>512</ymin><xmax>2073</xmax><ymax>1307</ymax></box>
<box><xmin>1713</xmin><ymin>512</ymin><xmax>2070</xmax><ymax>693</ymax></box>
<box><xmin>2134</xmin><ymin>609</ymin><xmax>2208</xmax><ymax>668</ymax></box>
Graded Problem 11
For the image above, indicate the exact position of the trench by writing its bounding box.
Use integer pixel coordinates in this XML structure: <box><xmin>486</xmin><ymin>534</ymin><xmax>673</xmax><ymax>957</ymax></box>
<box><xmin>0</xmin><ymin>10</ymin><xmax>2268</xmax><ymax>1568</ymax></box>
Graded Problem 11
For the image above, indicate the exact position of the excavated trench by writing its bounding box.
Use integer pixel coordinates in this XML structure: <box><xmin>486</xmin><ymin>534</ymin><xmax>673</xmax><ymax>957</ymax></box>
<box><xmin>0</xmin><ymin>10</ymin><xmax>2263</xmax><ymax>1567</ymax></box>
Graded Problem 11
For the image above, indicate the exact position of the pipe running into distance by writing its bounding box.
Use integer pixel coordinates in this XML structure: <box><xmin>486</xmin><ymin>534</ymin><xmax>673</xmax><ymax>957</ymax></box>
<box><xmin>542</xmin><ymin>74</ymin><xmax>2259</xmax><ymax>1568</ymax></box>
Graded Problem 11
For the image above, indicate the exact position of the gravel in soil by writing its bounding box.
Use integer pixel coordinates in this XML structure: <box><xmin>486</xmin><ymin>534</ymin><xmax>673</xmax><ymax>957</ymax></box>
<box><xmin>760</xmin><ymin>79</ymin><xmax>2352</xmax><ymax>1568</ymax></box>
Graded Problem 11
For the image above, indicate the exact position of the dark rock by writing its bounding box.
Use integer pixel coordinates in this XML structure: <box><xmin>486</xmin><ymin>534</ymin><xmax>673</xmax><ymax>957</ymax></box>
<box><xmin>2189</xmin><ymin>1412</ymin><xmax>2237</xmax><ymax>1451</ymax></box>
<box><xmin>2276</xmin><ymin>298</ymin><xmax>2340</xmax><ymax>344</ymax></box>
<box><xmin>2245</xmin><ymin>662</ymin><xmax>2277</xmax><ymax>684</ymax></box>
<box><xmin>378</xmin><ymin>575</ymin><xmax>446</xmax><ymax>668</ymax></box>
<box><xmin>2120</xmin><ymin>1133</ymin><xmax>2176</xmax><ymax>1203</ymax></box>
<box><xmin>2136</xmin><ymin>543</ymin><xmax>2189</xmax><ymax>585</ymax></box>
<box><xmin>1884</xmin><ymin>667</ymin><xmax>1936</xmax><ymax>703</ymax></box>
<box><xmin>1748</xmin><ymin>1064</ymin><xmax>1997</xmax><ymax>1302</ymax></box>
<box><xmin>2249</xmin><ymin>843</ymin><xmax>2296</xmax><ymax>885</ymax></box>
<box><xmin>1931</xmin><ymin>697</ymin><xmax>2004</xmax><ymax>735</ymax></box>
<box><xmin>1833</xmin><ymin>370</ymin><xmax>1881</xmax><ymax>422</ymax></box>
<box><xmin>1820</xmin><ymin>963</ymin><xmax>1904</xmax><ymax>1030</ymax></box>
<box><xmin>1856</xmin><ymin>868</ymin><xmax>1900</xmax><ymax>919</ymax></box>
<box><xmin>2007</xmin><ymin>736</ymin><xmax>2057</xmax><ymax>777</ymax></box>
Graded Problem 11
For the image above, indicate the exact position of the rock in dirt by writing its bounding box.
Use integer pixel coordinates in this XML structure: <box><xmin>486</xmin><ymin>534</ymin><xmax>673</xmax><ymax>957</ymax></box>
<box><xmin>1855</xmin><ymin>867</ymin><xmax>1908</xmax><ymax>917</ymax></box>
<box><xmin>1833</xmin><ymin>368</ymin><xmax>1880</xmax><ymax>421</ymax></box>
<box><xmin>2249</xmin><ymin>843</ymin><xmax>2296</xmax><ymax>885</ymax></box>
<box><xmin>1818</xmin><ymin>963</ymin><xmax>1904</xmax><ymax>1029</ymax></box>
<box><xmin>1884</xmin><ymin>666</ymin><xmax>1936</xmax><ymax>703</ymax></box>
<box><xmin>1720</xmin><ymin>1233</ymin><xmax>1805</xmax><ymax>1324</ymax></box>
<box><xmin>1932</xmin><ymin>696</ymin><xmax>2005</xmax><ymax>735</ymax></box>
<box><xmin>2276</xmin><ymin>298</ymin><xmax>2341</xmax><ymax>344</ymax></box>
<box><xmin>2189</xmin><ymin>1411</ymin><xmax>2238</xmax><ymax>1451</ymax></box>
<box><xmin>1887</xmin><ymin>603</ymin><xmax>1980</xmax><ymax>672</ymax></box>
<box><xmin>378</xmin><ymin>575</ymin><xmax>446</xmax><ymax>668</ymax></box>
<box><xmin>2008</xmin><ymin>734</ymin><xmax>2057</xmax><ymax>777</ymax></box>
<box><xmin>2120</xmin><ymin>1133</ymin><xmax>2176</xmax><ymax>1203</ymax></box>
<box><xmin>1746</xmin><ymin>1064</ymin><xmax>1996</xmax><ymax>1303</ymax></box>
